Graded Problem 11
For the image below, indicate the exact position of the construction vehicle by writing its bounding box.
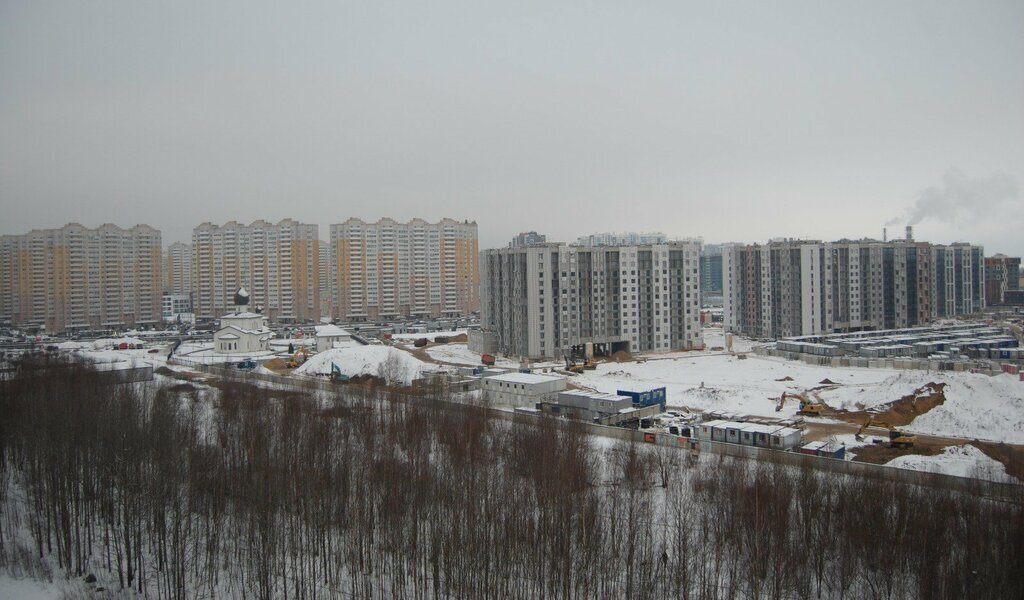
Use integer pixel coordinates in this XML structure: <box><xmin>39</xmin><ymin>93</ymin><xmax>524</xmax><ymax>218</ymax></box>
<box><xmin>776</xmin><ymin>391</ymin><xmax>825</xmax><ymax>416</ymax></box>
<box><xmin>481</xmin><ymin>353</ymin><xmax>496</xmax><ymax>366</ymax></box>
<box><xmin>287</xmin><ymin>347</ymin><xmax>311</xmax><ymax>368</ymax></box>
<box><xmin>564</xmin><ymin>357</ymin><xmax>584</xmax><ymax>374</ymax></box>
<box><xmin>330</xmin><ymin>362</ymin><xmax>349</xmax><ymax>381</ymax></box>
<box><xmin>583</xmin><ymin>358</ymin><xmax>597</xmax><ymax>370</ymax></box>
<box><xmin>855</xmin><ymin>416</ymin><xmax>917</xmax><ymax>448</ymax></box>
<box><xmin>236</xmin><ymin>359</ymin><xmax>257</xmax><ymax>370</ymax></box>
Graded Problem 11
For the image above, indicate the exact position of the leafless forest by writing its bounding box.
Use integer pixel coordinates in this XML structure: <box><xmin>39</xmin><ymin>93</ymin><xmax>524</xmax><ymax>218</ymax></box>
<box><xmin>1</xmin><ymin>363</ymin><xmax>1022</xmax><ymax>599</ymax></box>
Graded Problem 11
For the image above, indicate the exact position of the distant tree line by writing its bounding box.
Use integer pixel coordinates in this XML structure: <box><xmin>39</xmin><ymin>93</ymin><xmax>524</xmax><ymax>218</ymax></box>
<box><xmin>0</xmin><ymin>361</ymin><xmax>1021</xmax><ymax>599</ymax></box>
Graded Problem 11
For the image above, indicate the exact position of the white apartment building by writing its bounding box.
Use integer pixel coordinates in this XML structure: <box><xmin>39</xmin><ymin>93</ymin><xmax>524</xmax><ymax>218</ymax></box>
<box><xmin>192</xmin><ymin>219</ymin><xmax>320</xmax><ymax>323</ymax></box>
<box><xmin>0</xmin><ymin>223</ymin><xmax>162</xmax><ymax>331</ymax></box>
<box><xmin>330</xmin><ymin>218</ymin><xmax>479</xmax><ymax>320</ymax></box>
<box><xmin>480</xmin><ymin>241</ymin><xmax>703</xmax><ymax>359</ymax></box>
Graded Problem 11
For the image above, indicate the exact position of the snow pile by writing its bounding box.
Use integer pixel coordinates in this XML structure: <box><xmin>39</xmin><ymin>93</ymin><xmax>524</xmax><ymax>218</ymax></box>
<box><xmin>88</xmin><ymin>337</ymin><xmax>145</xmax><ymax>350</ymax></box>
<box><xmin>887</xmin><ymin>445</ymin><xmax>1010</xmax><ymax>482</ymax></box>
<box><xmin>296</xmin><ymin>346</ymin><xmax>426</xmax><ymax>384</ymax></box>
<box><xmin>425</xmin><ymin>343</ymin><xmax>518</xmax><ymax>367</ymax></box>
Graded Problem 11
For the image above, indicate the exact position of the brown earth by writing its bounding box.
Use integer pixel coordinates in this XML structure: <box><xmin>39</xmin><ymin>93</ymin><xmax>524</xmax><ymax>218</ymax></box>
<box><xmin>971</xmin><ymin>441</ymin><xmax>1024</xmax><ymax>482</ymax></box>
<box><xmin>609</xmin><ymin>350</ymin><xmax>632</xmax><ymax>362</ymax></box>
<box><xmin>449</xmin><ymin>333</ymin><xmax>468</xmax><ymax>342</ymax></box>
<box><xmin>831</xmin><ymin>382</ymin><xmax>947</xmax><ymax>427</ymax></box>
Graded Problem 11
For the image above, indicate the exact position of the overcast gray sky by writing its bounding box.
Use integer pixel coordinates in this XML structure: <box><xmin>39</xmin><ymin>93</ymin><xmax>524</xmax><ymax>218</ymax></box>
<box><xmin>2</xmin><ymin>0</ymin><xmax>1022</xmax><ymax>254</ymax></box>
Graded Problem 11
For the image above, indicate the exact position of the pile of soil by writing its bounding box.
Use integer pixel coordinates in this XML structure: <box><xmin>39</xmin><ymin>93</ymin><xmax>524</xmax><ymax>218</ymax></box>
<box><xmin>610</xmin><ymin>350</ymin><xmax>632</xmax><ymax>362</ymax></box>
<box><xmin>263</xmin><ymin>358</ymin><xmax>288</xmax><ymax>370</ymax></box>
<box><xmin>836</xmin><ymin>382</ymin><xmax>947</xmax><ymax>427</ymax></box>
<box><xmin>819</xmin><ymin>378</ymin><xmax>837</xmax><ymax>385</ymax></box>
<box><xmin>775</xmin><ymin>376</ymin><xmax>794</xmax><ymax>382</ymax></box>
<box><xmin>971</xmin><ymin>441</ymin><xmax>1024</xmax><ymax>482</ymax></box>
<box><xmin>852</xmin><ymin>439</ymin><xmax>953</xmax><ymax>464</ymax></box>
<box><xmin>450</xmin><ymin>333</ymin><xmax>468</xmax><ymax>342</ymax></box>
<box><xmin>167</xmin><ymin>382</ymin><xmax>198</xmax><ymax>393</ymax></box>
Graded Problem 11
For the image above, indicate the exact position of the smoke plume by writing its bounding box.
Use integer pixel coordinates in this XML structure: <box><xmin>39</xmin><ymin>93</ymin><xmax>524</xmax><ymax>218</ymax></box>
<box><xmin>886</xmin><ymin>168</ymin><xmax>1018</xmax><ymax>227</ymax></box>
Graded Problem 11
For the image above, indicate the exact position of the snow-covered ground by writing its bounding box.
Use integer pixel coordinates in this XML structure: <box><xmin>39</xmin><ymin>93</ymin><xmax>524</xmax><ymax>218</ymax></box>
<box><xmin>572</xmin><ymin>351</ymin><xmax>1024</xmax><ymax>444</ymax></box>
<box><xmin>296</xmin><ymin>346</ymin><xmax>429</xmax><ymax>384</ymax></box>
<box><xmin>820</xmin><ymin>370</ymin><xmax>1024</xmax><ymax>443</ymax></box>
<box><xmin>424</xmin><ymin>343</ymin><xmax>520</xmax><ymax>368</ymax></box>
<box><xmin>0</xmin><ymin>573</ymin><xmax>65</xmax><ymax>599</ymax></box>
<box><xmin>886</xmin><ymin>444</ymin><xmax>1011</xmax><ymax>482</ymax></box>
<box><xmin>574</xmin><ymin>353</ymin><xmax>894</xmax><ymax>419</ymax></box>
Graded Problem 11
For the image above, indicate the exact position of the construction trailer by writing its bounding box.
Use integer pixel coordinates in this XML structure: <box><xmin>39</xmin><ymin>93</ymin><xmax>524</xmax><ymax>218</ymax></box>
<box><xmin>769</xmin><ymin>427</ymin><xmax>803</xmax><ymax>450</ymax></box>
<box><xmin>616</xmin><ymin>387</ymin><xmax>667</xmax><ymax>411</ymax></box>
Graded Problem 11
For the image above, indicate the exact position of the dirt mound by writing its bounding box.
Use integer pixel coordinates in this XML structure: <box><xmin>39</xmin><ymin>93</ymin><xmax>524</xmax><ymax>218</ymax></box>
<box><xmin>836</xmin><ymin>382</ymin><xmax>947</xmax><ymax>427</ymax></box>
<box><xmin>610</xmin><ymin>350</ymin><xmax>632</xmax><ymax>362</ymax></box>
<box><xmin>155</xmin><ymin>366</ymin><xmax>175</xmax><ymax>376</ymax></box>
<box><xmin>263</xmin><ymin>358</ymin><xmax>288</xmax><ymax>370</ymax></box>
<box><xmin>852</xmin><ymin>439</ymin><xmax>954</xmax><ymax>464</ymax></box>
<box><xmin>775</xmin><ymin>376</ymin><xmax>794</xmax><ymax>382</ymax></box>
<box><xmin>167</xmin><ymin>382</ymin><xmax>198</xmax><ymax>393</ymax></box>
<box><xmin>819</xmin><ymin>378</ymin><xmax>837</xmax><ymax>385</ymax></box>
<box><xmin>348</xmin><ymin>373</ymin><xmax>384</xmax><ymax>386</ymax></box>
<box><xmin>450</xmin><ymin>333</ymin><xmax>468</xmax><ymax>342</ymax></box>
<box><xmin>971</xmin><ymin>441</ymin><xmax>1024</xmax><ymax>482</ymax></box>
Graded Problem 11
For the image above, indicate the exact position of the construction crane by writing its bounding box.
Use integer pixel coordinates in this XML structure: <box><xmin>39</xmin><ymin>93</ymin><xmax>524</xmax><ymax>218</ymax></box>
<box><xmin>776</xmin><ymin>391</ymin><xmax>825</xmax><ymax>416</ymax></box>
<box><xmin>287</xmin><ymin>347</ymin><xmax>311</xmax><ymax>368</ymax></box>
<box><xmin>855</xmin><ymin>416</ymin><xmax>917</xmax><ymax>448</ymax></box>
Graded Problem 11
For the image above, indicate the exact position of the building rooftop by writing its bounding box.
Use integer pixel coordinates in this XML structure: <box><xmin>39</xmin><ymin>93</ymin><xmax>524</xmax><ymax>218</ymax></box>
<box><xmin>485</xmin><ymin>372</ymin><xmax>564</xmax><ymax>385</ymax></box>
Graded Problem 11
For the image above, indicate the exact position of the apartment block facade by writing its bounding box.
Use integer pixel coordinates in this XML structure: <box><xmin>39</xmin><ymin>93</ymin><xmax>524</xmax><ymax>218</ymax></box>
<box><xmin>330</xmin><ymin>218</ymin><xmax>479</xmax><ymax>320</ymax></box>
<box><xmin>480</xmin><ymin>241</ymin><xmax>703</xmax><ymax>359</ymax></box>
<box><xmin>724</xmin><ymin>239</ymin><xmax>985</xmax><ymax>339</ymax></box>
<box><xmin>0</xmin><ymin>223</ymin><xmax>162</xmax><ymax>331</ymax></box>
<box><xmin>163</xmin><ymin>241</ymin><xmax>193</xmax><ymax>297</ymax></box>
<box><xmin>984</xmin><ymin>254</ymin><xmax>1021</xmax><ymax>306</ymax></box>
<box><xmin>192</xmin><ymin>219</ymin><xmax>320</xmax><ymax>323</ymax></box>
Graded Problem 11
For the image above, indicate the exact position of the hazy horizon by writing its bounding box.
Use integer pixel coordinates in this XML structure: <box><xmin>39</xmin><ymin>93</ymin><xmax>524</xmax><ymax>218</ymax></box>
<box><xmin>2</xmin><ymin>1</ymin><xmax>1022</xmax><ymax>254</ymax></box>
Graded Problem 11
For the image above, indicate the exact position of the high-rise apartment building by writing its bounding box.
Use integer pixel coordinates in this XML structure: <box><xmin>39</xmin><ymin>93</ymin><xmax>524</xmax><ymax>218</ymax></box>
<box><xmin>984</xmin><ymin>254</ymin><xmax>1021</xmax><ymax>305</ymax></box>
<box><xmin>163</xmin><ymin>241</ymin><xmax>192</xmax><ymax>296</ymax></box>
<box><xmin>480</xmin><ymin>241</ymin><xmax>703</xmax><ymax>358</ymax></box>
<box><xmin>509</xmin><ymin>231</ymin><xmax>547</xmax><ymax>248</ymax></box>
<box><xmin>0</xmin><ymin>223</ymin><xmax>162</xmax><ymax>331</ymax></box>
<box><xmin>699</xmin><ymin>244</ymin><xmax>724</xmax><ymax>294</ymax></box>
<box><xmin>723</xmin><ymin>238</ymin><xmax>985</xmax><ymax>339</ymax></box>
<box><xmin>330</xmin><ymin>218</ymin><xmax>479</xmax><ymax>320</ymax></box>
<box><xmin>192</xmin><ymin>219</ymin><xmax>320</xmax><ymax>323</ymax></box>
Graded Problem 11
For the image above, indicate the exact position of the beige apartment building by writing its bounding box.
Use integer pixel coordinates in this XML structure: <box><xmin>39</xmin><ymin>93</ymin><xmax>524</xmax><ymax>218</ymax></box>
<box><xmin>0</xmin><ymin>223</ymin><xmax>162</xmax><ymax>331</ymax></box>
<box><xmin>330</xmin><ymin>218</ymin><xmax>479</xmax><ymax>320</ymax></box>
<box><xmin>192</xmin><ymin>219</ymin><xmax>320</xmax><ymax>323</ymax></box>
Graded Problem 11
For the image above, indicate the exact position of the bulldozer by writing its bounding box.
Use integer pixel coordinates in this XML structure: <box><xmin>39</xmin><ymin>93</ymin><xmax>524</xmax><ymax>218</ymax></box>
<box><xmin>564</xmin><ymin>356</ymin><xmax>585</xmax><ymax>374</ymax></box>
<box><xmin>855</xmin><ymin>416</ymin><xmax>917</xmax><ymax>448</ymax></box>
<box><xmin>776</xmin><ymin>391</ymin><xmax>825</xmax><ymax>416</ymax></box>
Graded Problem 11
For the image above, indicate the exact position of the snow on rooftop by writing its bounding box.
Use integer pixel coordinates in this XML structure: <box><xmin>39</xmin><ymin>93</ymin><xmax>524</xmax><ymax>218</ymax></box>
<box><xmin>485</xmin><ymin>372</ymin><xmax>564</xmax><ymax>385</ymax></box>
<box><xmin>314</xmin><ymin>324</ymin><xmax>350</xmax><ymax>337</ymax></box>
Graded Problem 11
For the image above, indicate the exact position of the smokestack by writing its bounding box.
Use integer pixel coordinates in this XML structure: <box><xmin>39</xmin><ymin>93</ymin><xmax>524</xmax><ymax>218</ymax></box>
<box><xmin>883</xmin><ymin>227</ymin><xmax>887</xmax><ymax>242</ymax></box>
<box><xmin>905</xmin><ymin>225</ymin><xmax>912</xmax><ymax>241</ymax></box>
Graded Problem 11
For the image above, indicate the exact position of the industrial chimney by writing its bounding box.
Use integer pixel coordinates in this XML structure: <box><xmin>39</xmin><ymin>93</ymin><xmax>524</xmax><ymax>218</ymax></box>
<box><xmin>905</xmin><ymin>225</ymin><xmax>913</xmax><ymax>241</ymax></box>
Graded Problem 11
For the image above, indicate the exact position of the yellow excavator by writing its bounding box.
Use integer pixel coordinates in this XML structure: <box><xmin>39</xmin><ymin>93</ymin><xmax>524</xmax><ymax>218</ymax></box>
<box><xmin>287</xmin><ymin>347</ymin><xmax>311</xmax><ymax>368</ymax></box>
<box><xmin>855</xmin><ymin>416</ymin><xmax>917</xmax><ymax>448</ymax></box>
<box><xmin>776</xmin><ymin>391</ymin><xmax>825</xmax><ymax>416</ymax></box>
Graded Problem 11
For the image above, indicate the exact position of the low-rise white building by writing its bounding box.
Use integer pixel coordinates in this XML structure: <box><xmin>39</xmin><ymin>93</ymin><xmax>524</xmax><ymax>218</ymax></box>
<box><xmin>314</xmin><ymin>324</ymin><xmax>355</xmax><ymax>352</ymax></box>
<box><xmin>480</xmin><ymin>372</ymin><xmax>566</xmax><ymax>408</ymax></box>
<box><xmin>213</xmin><ymin>288</ymin><xmax>272</xmax><ymax>354</ymax></box>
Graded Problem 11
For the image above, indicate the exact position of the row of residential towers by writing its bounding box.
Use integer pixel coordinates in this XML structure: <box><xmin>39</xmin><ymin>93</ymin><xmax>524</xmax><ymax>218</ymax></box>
<box><xmin>0</xmin><ymin>218</ymin><xmax>480</xmax><ymax>331</ymax></box>
<box><xmin>723</xmin><ymin>234</ymin><xmax>985</xmax><ymax>339</ymax></box>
